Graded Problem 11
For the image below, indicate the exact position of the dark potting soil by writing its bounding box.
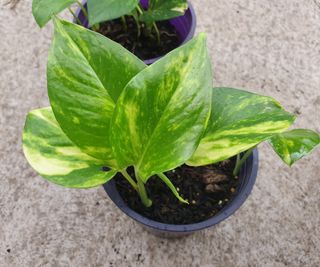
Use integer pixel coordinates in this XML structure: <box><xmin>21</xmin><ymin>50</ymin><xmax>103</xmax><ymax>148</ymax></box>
<box><xmin>93</xmin><ymin>15</ymin><xmax>181</xmax><ymax>61</ymax></box>
<box><xmin>114</xmin><ymin>158</ymin><xmax>240</xmax><ymax>224</ymax></box>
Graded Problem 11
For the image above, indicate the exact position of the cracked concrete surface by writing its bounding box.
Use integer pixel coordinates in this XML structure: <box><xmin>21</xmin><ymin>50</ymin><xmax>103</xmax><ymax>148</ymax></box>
<box><xmin>0</xmin><ymin>0</ymin><xmax>319</xmax><ymax>266</ymax></box>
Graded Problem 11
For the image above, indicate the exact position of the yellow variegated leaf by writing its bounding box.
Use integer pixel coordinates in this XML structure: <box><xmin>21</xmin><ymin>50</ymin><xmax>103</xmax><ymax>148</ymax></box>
<box><xmin>48</xmin><ymin>18</ymin><xmax>146</xmax><ymax>165</ymax></box>
<box><xmin>32</xmin><ymin>0</ymin><xmax>76</xmax><ymax>27</ymax></box>
<box><xmin>23</xmin><ymin>107</ymin><xmax>116</xmax><ymax>188</ymax></box>
<box><xmin>140</xmin><ymin>0</ymin><xmax>188</xmax><ymax>22</ymax></box>
<box><xmin>111</xmin><ymin>33</ymin><xmax>212</xmax><ymax>181</ymax></box>
<box><xmin>88</xmin><ymin>0</ymin><xmax>140</xmax><ymax>26</ymax></box>
<box><xmin>188</xmin><ymin>87</ymin><xmax>296</xmax><ymax>166</ymax></box>
<box><xmin>269</xmin><ymin>129</ymin><xmax>320</xmax><ymax>166</ymax></box>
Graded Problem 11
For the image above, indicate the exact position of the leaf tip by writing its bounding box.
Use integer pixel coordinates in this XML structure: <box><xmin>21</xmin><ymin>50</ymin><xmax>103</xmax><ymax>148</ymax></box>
<box><xmin>197</xmin><ymin>32</ymin><xmax>207</xmax><ymax>41</ymax></box>
<box><xmin>179</xmin><ymin>197</ymin><xmax>189</xmax><ymax>205</ymax></box>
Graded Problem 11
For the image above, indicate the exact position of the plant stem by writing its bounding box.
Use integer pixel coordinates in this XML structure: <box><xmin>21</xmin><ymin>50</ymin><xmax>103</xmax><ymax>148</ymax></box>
<box><xmin>152</xmin><ymin>22</ymin><xmax>161</xmax><ymax>45</ymax></box>
<box><xmin>121</xmin><ymin>16</ymin><xmax>127</xmax><ymax>32</ymax></box>
<box><xmin>68</xmin><ymin>7</ymin><xmax>83</xmax><ymax>26</ymax></box>
<box><xmin>120</xmin><ymin>170</ymin><xmax>138</xmax><ymax>191</ymax></box>
<box><xmin>134</xmin><ymin>4</ymin><xmax>144</xmax><ymax>38</ymax></box>
<box><xmin>75</xmin><ymin>0</ymin><xmax>99</xmax><ymax>31</ymax></box>
<box><xmin>136</xmin><ymin>4</ymin><xmax>160</xmax><ymax>44</ymax></box>
<box><xmin>233</xmin><ymin>147</ymin><xmax>255</xmax><ymax>176</ymax></box>
<box><xmin>133</xmin><ymin>15</ymin><xmax>141</xmax><ymax>37</ymax></box>
<box><xmin>93</xmin><ymin>23</ymin><xmax>100</xmax><ymax>31</ymax></box>
<box><xmin>135</xmin><ymin>169</ymin><xmax>152</xmax><ymax>207</ymax></box>
<box><xmin>76</xmin><ymin>0</ymin><xmax>88</xmax><ymax>18</ymax></box>
<box><xmin>136</xmin><ymin>4</ymin><xmax>144</xmax><ymax>15</ymax></box>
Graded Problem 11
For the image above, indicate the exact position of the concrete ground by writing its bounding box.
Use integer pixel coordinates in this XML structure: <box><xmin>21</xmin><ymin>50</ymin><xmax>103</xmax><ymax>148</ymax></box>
<box><xmin>0</xmin><ymin>0</ymin><xmax>319</xmax><ymax>266</ymax></box>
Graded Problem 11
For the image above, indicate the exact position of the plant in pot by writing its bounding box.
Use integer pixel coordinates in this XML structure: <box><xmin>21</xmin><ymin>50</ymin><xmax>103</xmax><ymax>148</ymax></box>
<box><xmin>32</xmin><ymin>0</ymin><xmax>195</xmax><ymax>64</ymax></box>
<box><xmin>23</xmin><ymin>18</ymin><xmax>320</xmax><ymax>235</ymax></box>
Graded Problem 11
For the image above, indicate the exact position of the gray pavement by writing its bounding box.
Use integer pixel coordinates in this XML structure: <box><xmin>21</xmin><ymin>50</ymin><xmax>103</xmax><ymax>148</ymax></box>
<box><xmin>0</xmin><ymin>0</ymin><xmax>320</xmax><ymax>266</ymax></box>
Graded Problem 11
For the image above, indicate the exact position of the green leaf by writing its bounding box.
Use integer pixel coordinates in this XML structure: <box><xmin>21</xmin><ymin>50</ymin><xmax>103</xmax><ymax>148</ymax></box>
<box><xmin>188</xmin><ymin>87</ymin><xmax>296</xmax><ymax>166</ymax></box>
<box><xmin>139</xmin><ymin>0</ymin><xmax>188</xmax><ymax>23</ymax></box>
<box><xmin>32</xmin><ymin>0</ymin><xmax>76</xmax><ymax>27</ymax></box>
<box><xmin>88</xmin><ymin>0</ymin><xmax>140</xmax><ymax>26</ymax></box>
<box><xmin>269</xmin><ymin>129</ymin><xmax>320</xmax><ymax>166</ymax></box>
<box><xmin>111</xmin><ymin>33</ymin><xmax>212</xmax><ymax>181</ymax></box>
<box><xmin>47</xmin><ymin>18</ymin><xmax>146</xmax><ymax>164</ymax></box>
<box><xmin>23</xmin><ymin>107</ymin><xmax>117</xmax><ymax>188</ymax></box>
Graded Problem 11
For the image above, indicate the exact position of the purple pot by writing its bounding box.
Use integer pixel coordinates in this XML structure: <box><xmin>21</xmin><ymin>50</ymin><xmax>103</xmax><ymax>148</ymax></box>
<box><xmin>103</xmin><ymin>149</ymin><xmax>259</xmax><ymax>237</ymax></box>
<box><xmin>76</xmin><ymin>1</ymin><xmax>196</xmax><ymax>65</ymax></box>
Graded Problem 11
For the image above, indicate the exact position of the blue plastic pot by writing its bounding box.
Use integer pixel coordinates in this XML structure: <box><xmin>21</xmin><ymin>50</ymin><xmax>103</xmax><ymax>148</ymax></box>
<box><xmin>76</xmin><ymin>0</ymin><xmax>196</xmax><ymax>65</ymax></box>
<box><xmin>103</xmin><ymin>149</ymin><xmax>259</xmax><ymax>237</ymax></box>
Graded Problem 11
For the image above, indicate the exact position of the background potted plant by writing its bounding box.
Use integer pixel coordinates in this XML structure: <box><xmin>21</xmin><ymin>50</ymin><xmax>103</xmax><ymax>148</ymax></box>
<box><xmin>32</xmin><ymin>0</ymin><xmax>196</xmax><ymax>64</ymax></box>
<box><xmin>22</xmin><ymin>18</ymin><xmax>320</xmax><ymax>236</ymax></box>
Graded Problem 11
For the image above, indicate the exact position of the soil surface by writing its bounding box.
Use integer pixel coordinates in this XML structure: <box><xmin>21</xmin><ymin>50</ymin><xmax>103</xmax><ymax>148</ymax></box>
<box><xmin>115</xmin><ymin>158</ymin><xmax>240</xmax><ymax>224</ymax></box>
<box><xmin>94</xmin><ymin>15</ymin><xmax>181</xmax><ymax>61</ymax></box>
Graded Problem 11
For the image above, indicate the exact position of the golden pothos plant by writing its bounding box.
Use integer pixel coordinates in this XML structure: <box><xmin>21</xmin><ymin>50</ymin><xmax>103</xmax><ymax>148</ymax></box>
<box><xmin>23</xmin><ymin>18</ymin><xmax>320</xmax><ymax>207</ymax></box>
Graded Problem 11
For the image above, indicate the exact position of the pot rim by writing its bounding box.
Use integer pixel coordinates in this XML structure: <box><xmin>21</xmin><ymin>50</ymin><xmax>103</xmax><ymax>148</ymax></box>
<box><xmin>103</xmin><ymin>148</ymin><xmax>259</xmax><ymax>233</ymax></box>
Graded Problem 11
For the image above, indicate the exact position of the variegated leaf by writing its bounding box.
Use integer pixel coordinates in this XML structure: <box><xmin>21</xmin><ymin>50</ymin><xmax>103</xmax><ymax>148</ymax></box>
<box><xmin>48</xmin><ymin>18</ymin><xmax>146</xmax><ymax>164</ymax></box>
<box><xmin>32</xmin><ymin>0</ymin><xmax>76</xmax><ymax>27</ymax></box>
<box><xmin>23</xmin><ymin>107</ymin><xmax>116</xmax><ymax>188</ymax></box>
<box><xmin>269</xmin><ymin>129</ymin><xmax>320</xmax><ymax>166</ymax></box>
<box><xmin>188</xmin><ymin>87</ymin><xmax>296</xmax><ymax>166</ymax></box>
<box><xmin>88</xmin><ymin>0</ymin><xmax>140</xmax><ymax>26</ymax></box>
<box><xmin>139</xmin><ymin>0</ymin><xmax>188</xmax><ymax>22</ymax></box>
<box><xmin>111</xmin><ymin>33</ymin><xmax>212</xmax><ymax>181</ymax></box>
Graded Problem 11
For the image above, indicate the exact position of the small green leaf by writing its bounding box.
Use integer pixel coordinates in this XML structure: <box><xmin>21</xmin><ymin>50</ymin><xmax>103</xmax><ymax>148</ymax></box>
<box><xmin>48</xmin><ymin>18</ymin><xmax>146</xmax><ymax>164</ymax></box>
<box><xmin>188</xmin><ymin>87</ymin><xmax>296</xmax><ymax>166</ymax></box>
<box><xmin>23</xmin><ymin>107</ymin><xmax>116</xmax><ymax>188</ymax></box>
<box><xmin>88</xmin><ymin>0</ymin><xmax>140</xmax><ymax>26</ymax></box>
<box><xmin>269</xmin><ymin>129</ymin><xmax>320</xmax><ymax>166</ymax></box>
<box><xmin>111</xmin><ymin>33</ymin><xmax>212</xmax><ymax>181</ymax></box>
<box><xmin>32</xmin><ymin>0</ymin><xmax>76</xmax><ymax>27</ymax></box>
<box><xmin>139</xmin><ymin>0</ymin><xmax>188</xmax><ymax>23</ymax></box>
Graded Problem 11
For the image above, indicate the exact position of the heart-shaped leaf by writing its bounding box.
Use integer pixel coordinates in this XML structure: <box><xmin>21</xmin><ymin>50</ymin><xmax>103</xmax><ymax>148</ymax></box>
<box><xmin>139</xmin><ymin>0</ymin><xmax>188</xmax><ymax>23</ymax></box>
<box><xmin>88</xmin><ymin>0</ymin><xmax>140</xmax><ymax>26</ymax></box>
<box><xmin>23</xmin><ymin>107</ymin><xmax>116</xmax><ymax>188</ymax></box>
<box><xmin>111</xmin><ymin>33</ymin><xmax>212</xmax><ymax>181</ymax></box>
<box><xmin>269</xmin><ymin>129</ymin><xmax>320</xmax><ymax>166</ymax></box>
<box><xmin>188</xmin><ymin>87</ymin><xmax>296</xmax><ymax>166</ymax></box>
<box><xmin>32</xmin><ymin>0</ymin><xmax>76</xmax><ymax>27</ymax></box>
<box><xmin>48</xmin><ymin>18</ymin><xmax>146</xmax><ymax>164</ymax></box>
